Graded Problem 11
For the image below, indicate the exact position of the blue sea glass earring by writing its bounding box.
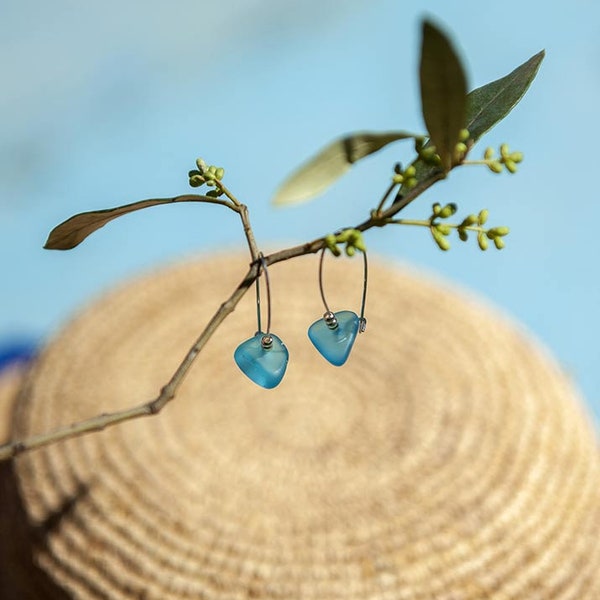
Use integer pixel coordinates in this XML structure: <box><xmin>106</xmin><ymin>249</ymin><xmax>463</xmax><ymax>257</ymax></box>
<box><xmin>234</xmin><ymin>254</ymin><xmax>289</xmax><ymax>389</ymax></box>
<box><xmin>307</xmin><ymin>248</ymin><xmax>368</xmax><ymax>366</ymax></box>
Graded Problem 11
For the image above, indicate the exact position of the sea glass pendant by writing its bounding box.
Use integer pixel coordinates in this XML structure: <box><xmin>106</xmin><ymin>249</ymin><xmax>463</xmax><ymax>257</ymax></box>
<box><xmin>234</xmin><ymin>332</ymin><xmax>289</xmax><ymax>389</ymax></box>
<box><xmin>307</xmin><ymin>310</ymin><xmax>360</xmax><ymax>366</ymax></box>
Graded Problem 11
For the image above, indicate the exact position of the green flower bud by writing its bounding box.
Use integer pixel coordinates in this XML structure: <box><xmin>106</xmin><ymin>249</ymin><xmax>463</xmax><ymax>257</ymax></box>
<box><xmin>354</xmin><ymin>238</ymin><xmax>367</xmax><ymax>253</ymax></box>
<box><xmin>461</xmin><ymin>214</ymin><xmax>478</xmax><ymax>227</ymax></box>
<box><xmin>488</xmin><ymin>161</ymin><xmax>503</xmax><ymax>174</ymax></box>
<box><xmin>431</xmin><ymin>227</ymin><xmax>451</xmax><ymax>251</ymax></box>
<box><xmin>439</xmin><ymin>203</ymin><xmax>458</xmax><ymax>219</ymax></box>
<box><xmin>484</xmin><ymin>147</ymin><xmax>494</xmax><ymax>160</ymax></box>
<box><xmin>196</xmin><ymin>158</ymin><xmax>207</xmax><ymax>172</ymax></box>
<box><xmin>478</xmin><ymin>209</ymin><xmax>489</xmax><ymax>225</ymax></box>
<box><xmin>188</xmin><ymin>169</ymin><xmax>202</xmax><ymax>178</ymax></box>
<box><xmin>458</xmin><ymin>229</ymin><xmax>468</xmax><ymax>242</ymax></box>
<box><xmin>346</xmin><ymin>245</ymin><xmax>356</xmax><ymax>257</ymax></box>
<box><xmin>422</xmin><ymin>147</ymin><xmax>441</xmax><ymax>165</ymax></box>
<box><xmin>459</xmin><ymin>128</ymin><xmax>470</xmax><ymax>142</ymax></box>
<box><xmin>477</xmin><ymin>232</ymin><xmax>489</xmax><ymax>251</ymax></box>
<box><xmin>432</xmin><ymin>203</ymin><xmax>442</xmax><ymax>216</ymax></box>
<box><xmin>494</xmin><ymin>237</ymin><xmax>505</xmax><ymax>250</ymax></box>
<box><xmin>208</xmin><ymin>165</ymin><xmax>217</xmax><ymax>174</ymax></box>
<box><xmin>336</xmin><ymin>229</ymin><xmax>351</xmax><ymax>243</ymax></box>
<box><xmin>500</xmin><ymin>144</ymin><xmax>510</xmax><ymax>159</ymax></box>
<box><xmin>488</xmin><ymin>226</ymin><xmax>510</xmax><ymax>237</ymax></box>
<box><xmin>392</xmin><ymin>173</ymin><xmax>404</xmax><ymax>184</ymax></box>
<box><xmin>189</xmin><ymin>174</ymin><xmax>205</xmax><ymax>187</ymax></box>
<box><xmin>435</xmin><ymin>224</ymin><xmax>452</xmax><ymax>236</ymax></box>
<box><xmin>454</xmin><ymin>142</ymin><xmax>468</xmax><ymax>155</ymax></box>
<box><xmin>405</xmin><ymin>177</ymin><xmax>418</xmax><ymax>189</ymax></box>
<box><xmin>404</xmin><ymin>165</ymin><xmax>416</xmax><ymax>178</ymax></box>
<box><xmin>325</xmin><ymin>234</ymin><xmax>341</xmax><ymax>256</ymax></box>
<box><xmin>510</xmin><ymin>151</ymin><xmax>524</xmax><ymax>163</ymax></box>
<box><xmin>215</xmin><ymin>167</ymin><xmax>225</xmax><ymax>180</ymax></box>
<box><xmin>347</xmin><ymin>229</ymin><xmax>360</xmax><ymax>243</ymax></box>
<box><xmin>504</xmin><ymin>160</ymin><xmax>518</xmax><ymax>174</ymax></box>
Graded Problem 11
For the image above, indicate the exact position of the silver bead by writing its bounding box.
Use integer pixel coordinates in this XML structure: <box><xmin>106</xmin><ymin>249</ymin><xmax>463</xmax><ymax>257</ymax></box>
<box><xmin>324</xmin><ymin>311</ymin><xmax>338</xmax><ymax>330</ymax></box>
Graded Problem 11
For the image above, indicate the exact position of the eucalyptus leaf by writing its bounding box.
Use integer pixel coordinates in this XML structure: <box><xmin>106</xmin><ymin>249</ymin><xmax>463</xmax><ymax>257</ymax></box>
<box><xmin>45</xmin><ymin>195</ymin><xmax>218</xmax><ymax>250</ymax></box>
<box><xmin>466</xmin><ymin>50</ymin><xmax>545</xmax><ymax>143</ymax></box>
<box><xmin>419</xmin><ymin>20</ymin><xmax>468</xmax><ymax>171</ymax></box>
<box><xmin>272</xmin><ymin>131</ymin><xmax>418</xmax><ymax>206</ymax></box>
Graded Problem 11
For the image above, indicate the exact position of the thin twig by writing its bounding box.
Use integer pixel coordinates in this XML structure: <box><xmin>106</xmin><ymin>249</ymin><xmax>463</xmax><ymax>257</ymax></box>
<box><xmin>239</xmin><ymin>204</ymin><xmax>260</xmax><ymax>261</ymax></box>
<box><xmin>373</xmin><ymin>181</ymin><xmax>398</xmax><ymax>215</ymax></box>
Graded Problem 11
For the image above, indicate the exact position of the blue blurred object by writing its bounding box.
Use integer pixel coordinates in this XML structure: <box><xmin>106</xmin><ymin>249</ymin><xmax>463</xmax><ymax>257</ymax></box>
<box><xmin>0</xmin><ymin>339</ymin><xmax>38</xmax><ymax>373</ymax></box>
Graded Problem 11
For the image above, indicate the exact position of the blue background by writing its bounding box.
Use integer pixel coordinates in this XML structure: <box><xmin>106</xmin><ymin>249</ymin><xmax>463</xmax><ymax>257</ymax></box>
<box><xmin>1</xmin><ymin>1</ymin><xmax>598</xmax><ymax>420</ymax></box>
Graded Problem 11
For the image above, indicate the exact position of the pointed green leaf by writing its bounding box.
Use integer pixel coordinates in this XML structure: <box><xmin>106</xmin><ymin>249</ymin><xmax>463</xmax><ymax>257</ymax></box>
<box><xmin>401</xmin><ymin>50</ymin><xmax>544</xmax><ymax>197</ymax></box>
<box><xmin>419</xmin><ymin>20</ymin><xmax>468</xmax><ymax>171</ymax></box>
<box><xmin>466</xmin><ymin>50</ymin><xmax>545</xmax><ymax>143</ymax></box>
<box><xmin>272</xmin><ymin>131</ymin><xmax>418</xmax><ymax>206</ymax></box>
<box><xmin>44</xmin><ymin>195</ymin><xmax>220</xmax><ymax>250</ymax></box>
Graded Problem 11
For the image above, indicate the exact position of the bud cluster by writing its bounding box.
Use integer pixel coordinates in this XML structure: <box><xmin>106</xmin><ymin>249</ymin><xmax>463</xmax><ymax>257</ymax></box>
<box><xmin>188</xmin><ymin>158</ymin><xmax>226</xmax><ymax>197</ymax></box>
<box><xmin>324</xmin><ymin>229</ymin><xmax>366</xmax><ymax>257</ymax></box>
<box><xmin>414</xmin><ymin>128</ymin><xmax>471</xmax><ymax>168</ymax></box>
<box><xmin>392</xmin><ymin>163</ymin><xmax>417</xmax><ymax>189</ymax></box>
<box><xmin>429</xmin><ymin>203</ymin><xmax>509</xmax><ymax>251</ymax></box>
<box><xmin>482</xmin><ymin>144</ymin><xmax>523</xmax><ymax>174</ymax></box>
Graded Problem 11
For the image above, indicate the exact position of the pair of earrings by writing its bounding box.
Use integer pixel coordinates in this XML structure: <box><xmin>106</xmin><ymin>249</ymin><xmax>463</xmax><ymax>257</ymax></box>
<box><xmin>234</xmin><ymin>250</ymin><xmax>368</xmax><ymax>389</ymax></box>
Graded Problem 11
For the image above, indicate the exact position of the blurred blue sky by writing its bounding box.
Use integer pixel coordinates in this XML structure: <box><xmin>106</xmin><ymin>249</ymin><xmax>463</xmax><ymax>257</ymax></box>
<box><xmin>1</xmin><ymin>1</ymin><xmax>599</xmax><ymax>419</ymax></box>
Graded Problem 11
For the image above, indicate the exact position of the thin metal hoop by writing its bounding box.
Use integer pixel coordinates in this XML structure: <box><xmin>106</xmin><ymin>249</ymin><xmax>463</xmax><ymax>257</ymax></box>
<box><xmin>255</xmin><ymin>254</ymin><xmax>273</xmax><ymax>348</ymax></box>
<box><xmin>318</xmin><ymin>248</ymin><xmax>368</xmax><ymax>333</ymax></box>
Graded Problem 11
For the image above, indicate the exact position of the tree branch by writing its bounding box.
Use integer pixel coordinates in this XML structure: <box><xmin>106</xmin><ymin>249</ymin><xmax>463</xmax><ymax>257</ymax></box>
<box><xmin>0</xmin><ymin>167</ymin><xmax>445</xmax><ymax>461</ymax></box>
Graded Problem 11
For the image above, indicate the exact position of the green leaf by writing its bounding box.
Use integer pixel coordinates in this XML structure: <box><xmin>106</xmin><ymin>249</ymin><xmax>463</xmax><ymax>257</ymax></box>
<box><xmin>419</xmin><ymin>20</ymin><xmax>468</xmax><ymax>171</ymax></box>
<box><xmin>401</xmin><ymin>50</ymin><xmax>544</xmax><ymax>197</ymax></box>
<box><xmin>272</xmin><ymin>131</ymin><xmax>418</xmax><ymax>206</ymax></box>
<box><xmin>44</xmin><ymin>195</ymin><xmax>219</xmax><ymax>250</ymax></box>
<box><xmin>466</xmin><ymin>50</ymin><xmax>545</xmax><ymax>143</ymax></box>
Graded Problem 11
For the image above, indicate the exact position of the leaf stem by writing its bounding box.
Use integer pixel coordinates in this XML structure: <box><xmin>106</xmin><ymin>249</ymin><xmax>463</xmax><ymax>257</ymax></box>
<box><xmin>462</xmin><ymin>160</ymin><xmax>490</xmax><ymax>166</ymax></box>
<box><xmin>388</xmin><ymin>217</ymin><xmax>488</xmax><ymax>234</ymax></box>
<box><xmin>374</xmin><ymin>181</ymin><xmax>398</xmax><ymax>215</ymax></box>
<box><xmin>387</xmin><ymin>218</ymin><xmax>431</xmax><ymax>227</ymax></box>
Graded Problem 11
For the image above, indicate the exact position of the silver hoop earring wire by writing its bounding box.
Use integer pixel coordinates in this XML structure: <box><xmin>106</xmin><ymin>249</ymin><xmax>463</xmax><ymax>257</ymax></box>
<box><xmin>318</xmin><ymin>248</ymin><xmax>368</xmax><ymax>333</ymax></box>
<box><xmin>255</xmin><ymin>254</ymin><xmax>273</xmax><ymax>349</ymax></box>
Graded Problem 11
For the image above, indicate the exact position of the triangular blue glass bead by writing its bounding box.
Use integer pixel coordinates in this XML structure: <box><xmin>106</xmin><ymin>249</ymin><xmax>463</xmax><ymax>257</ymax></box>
<box><xmin>308</xmin><ymin>310</ymin><xmax>360</xmax><ymax>366</ymax></box>
<box><xmin>234</xmin><ymin>332</ymin><xmax>288</xmax><ymax>389</ymax></box>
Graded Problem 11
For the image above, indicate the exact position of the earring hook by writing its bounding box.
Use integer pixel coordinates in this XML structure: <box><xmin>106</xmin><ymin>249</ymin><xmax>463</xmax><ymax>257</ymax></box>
<box><xmin>318</xmin><ymin>247</ymin><xmax>368</xmax><ymax>333</ymax></box>
<box><xmin>255</xmin><ymin>253</ymin><xmax>273</xmax><ymax>349</ymax></box>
